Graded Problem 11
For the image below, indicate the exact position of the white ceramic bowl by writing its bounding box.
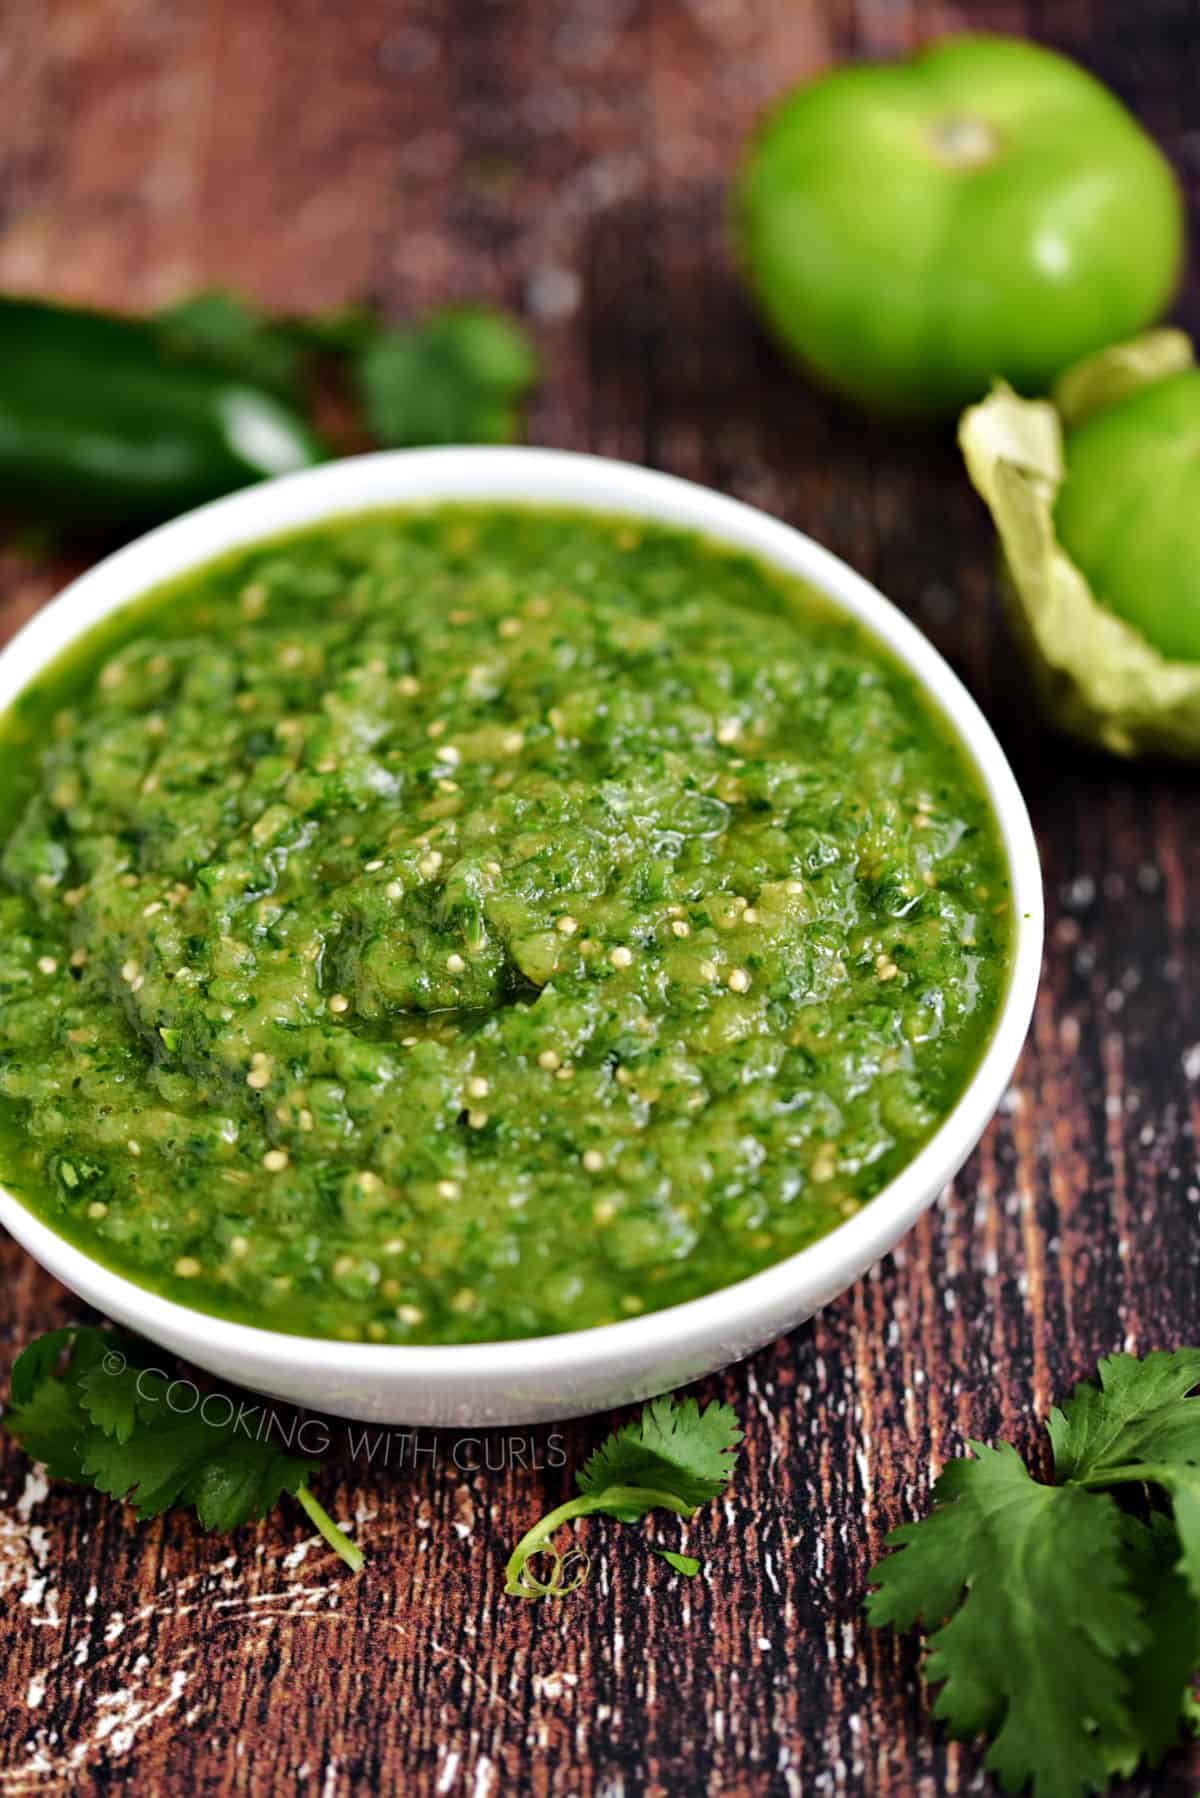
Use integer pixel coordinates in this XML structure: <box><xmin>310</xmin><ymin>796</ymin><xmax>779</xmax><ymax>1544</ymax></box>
<box><xmin>0</xmin><ymin>448</ymin><xmax>1042</xmax><ymax>1425</ymax></box>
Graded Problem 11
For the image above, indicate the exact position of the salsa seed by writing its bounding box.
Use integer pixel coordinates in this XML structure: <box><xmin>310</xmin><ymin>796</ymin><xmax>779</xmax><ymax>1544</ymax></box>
<box><xmin>418</xmin><ymin>851</ymin><xmax>443</xmax><ymax>878</ymax></box>
<box><xmin>36</xmin><ymin>956</ymin><xmax>57</xmax><ymax>974</ymax></box>
<box><xmin>174</xmin><ymin>1256</ymin><xmax>202</xmax><ymax>1277</ymax></box>
<box><xmin>386</xmin><ymin>880</ymin><xmax>404</xmax><ymax>899</ymax></box>
<box><xmin>811</xmin><ymin>1147</ymin><xmax>837</xmax><ymax>1182</ymax></box>
<box><xmin>396</xmin><ymin>674</ymin><xmax>420</xmax><ymax>696</ymax></box>
<box><xmin>538</xmin><ymin>1049</ymin><xmax>561</xmax><ymax>1071</ymax></box>
<box><xmin>246</xmin><ymin>1061</ymin><xmax>273</xmax><ymax>1090</ymax></box>
<box><xmin>437</xmin><ymin>1179</ymin><xmax>461</xmax><ymax>1200</ymax></box>
<box><xmin>556</xmin><ymin>915</ymin><xmax>578</xmax><ymax>935</ymax></box>
<box><xmin>582</xmin><ymin>1149</ymin><xmax>604</xmax><ymax>1172</ymax></box>
<box><xmin>436</xmin><ymin>779</ymin><xmax>459</xmax><ymax>794</ymax></box>
<box><xmin>468</xmin><ymin>1109</ymin><xmax>490</xmax><ymax>1128</ymax></box>
<box><xmin>70</xmin><ymin>948</ymin><xmax>87</xmax><ymax>968</ymax></box>
<box><xmin>64</xmin><ymin>886</ymin><xmax>88</xmax><ymax>907</ymax></box>
<box><xmin>229</xmin><ymin>1236</ymin><xmax>249</xmax><ymax>1256</ymax></box>
<box><xmin>396</xmin><ymin>1304</ymin><xmax>424</xmax><ymax>1325</ymax></box>
<box><xmin>500</xmin><ymin>731</ymin><xmax>524</xmax><ymax>754</ymax></box>
<box><xmin>670</xmin><ymin>919</ymin><xmax>690</xmax><ymax>938</ymax></box>
<box><xmin>742</xmin><ymin>908</ymin><xmax>759</xmax><ymax>924</ymax></box>
<box><xmin>716</xmin><ymin>719</ymin><xmax>740</xmax><ymax>744</ymax></box>
<box><xmin>121</xmin><ymin>960</ymin><xmax>140</xmax><ymax>984</ymax></box>
<box><xmin>620</xmin><ymin>1295</ymin><xmax>645</xmax><ymax>1314</ymax></box>
<box><xmin>446</xmin><ymin>952</ymin><xmax>466</xmax><ymax>974</ymax></box>
<box><xmin>699</xmin><ymin>960</ymin><xmax>718</xmax><ymax>981</ymax></box>
<box><xmin>298</xmin><ymin>1109</ymin><xmax>314</xmax><ymax>1131</ymax></box>
<box><xmin>333</xmin><ymin>1255</ymin><xmax>356</xmax><ymax>1277</ymax></box>
<box><xmin>786</xmin><ymin>879</ymin><xmax>804</xmax><ymax>895</ymax></box>
<box><xmin>609</xmin><ymin>945</ymin><xmax>633</xmax><ymax>969</ymax></box>
<box><xmin>364</xmin><ymin>858</ymin><xmax>384</xmax><ymax>872</ymax></box>
<box><xmin>555</xmin><ymin>1065</ymin><xmax>574</xmax><ymax>1081</ymax></box>
<box><xmin>466</xmin><ymin>1076</ymin><xmax>490</xmax><ymax>1098</ymax></box>
<box><xmin>328</xmin><ymin>993</ymin><xmax>350</xmax><ymax>1014</ymax></box>
<box><xmin>87</xmin><ymin>1201</ymin><xmax>108</xmax><ymax>1220</ymax></box>
<box><xmin>451</xmin><ymin>1287</ymin><xmax>478</xmax><ymax>1312</ymax></box>
<box><xmin>727</xmin><ymin>967</ymin><xmax>750</xmax><ymax>992</ymax></box>
<box><xmin>401</xmin><ymin>1036</ymin><xmax>419</xmax><ymax>1048</ymax></box>
<box><xmin>592</xmin><ymin>1197</ymin><xmax>617</xmax><ymax>1223</ymax></box>
<box><xmin>440</xmin><ymin>745</ymin><xmax>461</xmax><ymax>766</ymax></box>
<box><xmin>498</xmin><ymin>617</ymin><xmax>522</xmax><ymax>639</ymax></box>
<box><xmin>426</xmin><ymin>719</ymin><xmax>447</xmax><ymax>739</ymax></box>
<box><xmin>263</xmin><ymin>1149</ymin><xmax>290</xmax><ymax>1172</ymax></box>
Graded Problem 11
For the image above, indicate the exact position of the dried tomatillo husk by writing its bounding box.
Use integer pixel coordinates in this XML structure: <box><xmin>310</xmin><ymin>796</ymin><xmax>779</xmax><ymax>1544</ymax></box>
<box><xmin>959</xmin><ymin>329</ymin><xmax>1200</xmax><ymax>759</ymax></box>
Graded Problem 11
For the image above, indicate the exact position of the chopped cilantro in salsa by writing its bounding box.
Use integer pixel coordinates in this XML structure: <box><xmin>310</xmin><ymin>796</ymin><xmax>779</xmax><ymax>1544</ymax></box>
<box><xmin>0</xmin><ymin>507</ymin><xmax>1011</xmax><ymax>1343</ymax></box>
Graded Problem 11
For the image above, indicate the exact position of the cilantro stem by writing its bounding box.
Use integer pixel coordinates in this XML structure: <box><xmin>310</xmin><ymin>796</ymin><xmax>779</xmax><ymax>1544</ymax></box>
<box><xmin>1071</xmin><ymin>1462</ymin><xmax>1179</xmax><ymax>1492</ymax></box>
<box><xmin>505</xmin><ymin>1484</ymin><xmax>695</xmax><ymax>1600</ymax></box>
<box><xmin>295</xmin><ymin>1481</ymin><xmax>364</xmax><ymax>1572</ymax></box>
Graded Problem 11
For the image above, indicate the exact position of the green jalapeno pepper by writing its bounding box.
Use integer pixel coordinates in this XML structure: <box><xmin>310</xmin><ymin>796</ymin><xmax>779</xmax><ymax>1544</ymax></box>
<box><xmin>0</xmin><ymin>294</ymin><xmax>326</xmax><ymax>531</ymax></box>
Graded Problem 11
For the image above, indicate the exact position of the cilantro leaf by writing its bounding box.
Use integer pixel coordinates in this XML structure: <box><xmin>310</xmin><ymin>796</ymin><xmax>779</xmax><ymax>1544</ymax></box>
<box><xmin>6</xmin><ymin>1324</ymin><xmax>134</xmax><ymax>1479</ymax></box>
<box><xmin>1049</xmin><ymin>1349</ymin><xmax>1200</xmax><ymax>1484</ymax></box>
<box><xmin>6</xmin><ymin>1368</ymin><xmax>91</xmax><ymax>1482</ymax></box>
<box><xmin>155</xmin><ymin>290</ymin><xmax>537</xmax><ymax>456</ymax></box>
<box><xmin>869</xmin><ymin>1442</ymin><xmax>1143</xmax><ymax>1798</ymax></box>
<box><xmin>1050</xmin><ymin>1349</ymin><xmax>1200</xmax><ymax>1600</ymax></box>
<box><xmin>505</xmin><ymin>1394</ymin><xmax>740</xmax><ymax>1600</ymax></box>
<box><xmin>1109</xmin><ymin>1515</ymin><xmax>1200</xmax><ymax>1772</ymax></box>
<box><xmin>10</xmin><ymin>1327</ymin><xmax>79</xmax><ymax>1406</ymax></box>
<box><xmin>869</xmin><ymin>1350</ymin><xmax>1200</xmax><ymax>1795</ymax></box>
<box><xmin>154</xmin><ymin>289</ymin><xmax>308</xmax><ymax>401</ymax></box>
<box><xmin>5</xmin><ymin>1327</ymin><xmax>363</xmax><ymax>1572</ymax></box>
<box><xmin>355</xmin><ymin>306</ymin><xmax>537</xmax><ymax>449</ymax></box>
<box><xmin>578</xmin><ymin>1394</ymin><xmax>742</xmax><ymax>1520</ymax></box>
<box><xmin>656</xmin><ymin>1549</ymin><xmax>701</xmax><ymax>1577</ymax></box>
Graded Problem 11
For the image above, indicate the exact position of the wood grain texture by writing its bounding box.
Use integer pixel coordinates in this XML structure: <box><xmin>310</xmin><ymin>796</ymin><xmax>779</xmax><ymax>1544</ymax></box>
<box><xmin>2</xmin><ymin>0</ymin><xmax>1199</xmax><ymax>1791</ymax></box>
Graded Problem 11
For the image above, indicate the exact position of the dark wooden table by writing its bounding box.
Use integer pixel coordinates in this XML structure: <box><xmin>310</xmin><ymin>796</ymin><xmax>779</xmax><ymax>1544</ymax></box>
<box><xmin>2</xmin><ymin>2</ymin><xmax>1199</xmax><ymax>1792</ymax></box>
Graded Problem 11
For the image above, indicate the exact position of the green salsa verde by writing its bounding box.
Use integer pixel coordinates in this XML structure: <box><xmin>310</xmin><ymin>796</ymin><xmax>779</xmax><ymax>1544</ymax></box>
<box><xmin>0</xmin><ymin>507</ymin><xmax>1012</xmax><ymax>1344</ymax></box>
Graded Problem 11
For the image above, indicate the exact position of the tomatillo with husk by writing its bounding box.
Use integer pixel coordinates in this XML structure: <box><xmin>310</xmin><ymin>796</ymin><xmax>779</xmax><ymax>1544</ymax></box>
<box><xmin>960</xmin><ymin>330</ymin><xmax>1200</xmax><ymax>759</ymax></box>
<box><xmin>735</xmin><ymin>35</ymin><xmax>1185</xmax><ymax>417</ymax></box>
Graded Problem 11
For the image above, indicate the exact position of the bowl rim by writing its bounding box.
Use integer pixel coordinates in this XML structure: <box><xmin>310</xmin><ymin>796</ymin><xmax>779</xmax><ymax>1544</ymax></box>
<box><xmin>0</xmin><ymin>444</ymin><xmax>1043</xmax><ymax>1384</ymax></box>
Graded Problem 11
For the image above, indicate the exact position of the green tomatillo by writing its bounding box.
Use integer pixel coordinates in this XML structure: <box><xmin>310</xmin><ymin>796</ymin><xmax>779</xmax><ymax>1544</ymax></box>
<box><xmin>1056</xmin><ymin>368</ymin><xmax>1200</xmax><ymax>663</ymax></box>
<box><xmin>735</xmin><ymin>35</ymin><xmax>1185</xmax><ymax>417</ymax></box>
<box><xmin>960</xmin><ymin>331</ymin><xmax>1200</xmax><ymax>760</ymax></box>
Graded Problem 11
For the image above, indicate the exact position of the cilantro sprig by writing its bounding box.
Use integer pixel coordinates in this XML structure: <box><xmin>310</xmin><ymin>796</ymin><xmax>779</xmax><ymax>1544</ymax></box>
<box><xmin>4</xmin><ymin>1326</ymin><xmax>362</xmax><ymax>1572</ymax></box>
<box><xmin>155</xmin><ymin>288</ymin><xmax>537</xmax><ymax>449</ymax></box>
<box><xmin>867</xmin><ymin>1349</ymin><xmax>1200</xmax><ymax>1796</ymax></box>
<box><xmin>505</xmin><ymin>1394</ymin><xmax>741</xmax><ymax>1599</ymax></box>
